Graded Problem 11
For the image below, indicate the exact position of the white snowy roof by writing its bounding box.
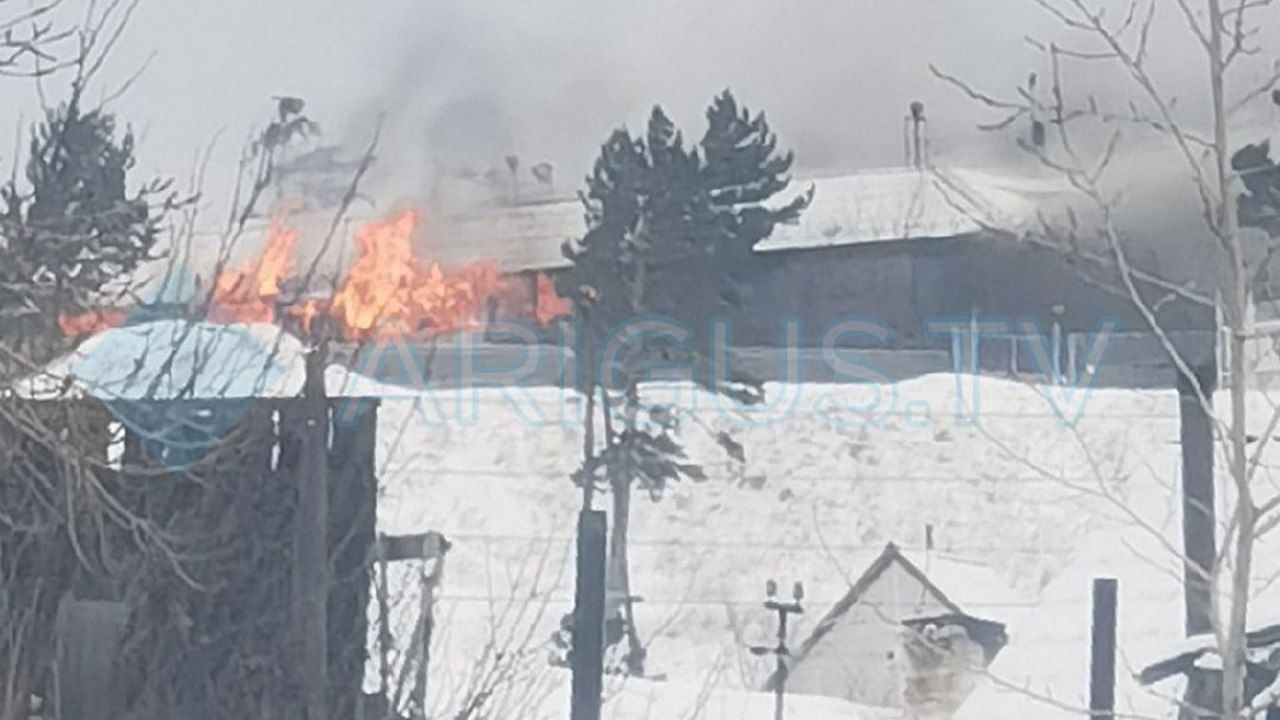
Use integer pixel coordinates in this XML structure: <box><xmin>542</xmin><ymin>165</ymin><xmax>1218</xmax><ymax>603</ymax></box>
<box><xmin>120</xmin><ymin>167</ymin><xmax>1047</xmax><ymax>296</ymax></box>
<box><xmin>891</xmin><ymin>546</ymin><xmax>1026</xmax><ymax>613</ymax></box>
<box><xmin>951</xmin><ymin>485</ymin><xmax>1187</xmax><ymax>720</ymax></box>
<box><xmin>11</xmin><ymin>319</ymin><xmax>409</xmax><ymax>401</ymax></box>
<box><xmin>413</xmin><ymin>166</ymin><xmax>1050</xmax><ymax>271</ymax></box>
<box><xmin>755</xmin><ymin>167</ymin><xmax>1049</xmax><ymax>252</ymax></box>
<box><xmin>429</xmin><ymin>199</ymin><xmax>581</xmax><ymax>271</ymax></box>
<box><xmin>13</xmin><ymin>320</ymin><xmax>305</xmax><ymax>401</ymax></box>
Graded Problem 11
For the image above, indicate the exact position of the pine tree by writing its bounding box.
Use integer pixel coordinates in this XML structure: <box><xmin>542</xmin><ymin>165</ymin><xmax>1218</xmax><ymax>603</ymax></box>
<box><xmin>559</xmin><ymin>90</ymin><xmax>809</xmax><ymax>675</ymax></box>
<box><xmin>0</xmin><ymin>100</ymin><xmax>169</xmax><ymax>363</ymax></box>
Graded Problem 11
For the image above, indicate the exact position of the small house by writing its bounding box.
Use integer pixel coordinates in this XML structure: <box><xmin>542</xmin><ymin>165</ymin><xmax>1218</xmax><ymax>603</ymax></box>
<box><xmin>766</xmin><ymin>543</ymin><xmax>1011</xmax><ymax>719</ymax></box>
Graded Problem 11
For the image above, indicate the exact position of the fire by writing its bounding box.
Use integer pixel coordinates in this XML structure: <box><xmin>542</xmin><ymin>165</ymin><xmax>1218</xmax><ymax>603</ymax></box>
<box><xmin>58</xmin><ymin>307</ymin><xmax>128</xmax><ymax>338</ymax></box>
<box><xmin>208</xmin><ymin>216</ymin><xmax>298</xmax><ymax>324</ymax></box>
<box><xmin>329</xmin><ymin>210</ymin><xmax>502</xmax><ymax>340</ymax></box>
<box><xmin>536</xmin><ymin>272</ymin><xmax>572</xmax><ymax>324</ymax></box>
<box><xmin>286</xmin><ymin>297</ymin><xmax>327</xmax><ymax>335</ymax></box>
<box><xmin>61</xmin><ymin>208</ymin><xmax>572</xmax><ymax>342</ymax></box>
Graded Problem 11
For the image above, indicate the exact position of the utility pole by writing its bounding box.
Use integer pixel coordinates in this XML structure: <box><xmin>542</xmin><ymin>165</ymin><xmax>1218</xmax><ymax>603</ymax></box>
<box><xmin>1089</xmin><ymin>578</ymin><xmax>1118</xmax><ymax>720</ymax></box>
<box><xmin>1178</xmin><ymin>362</ymin><xmax>1216</xmax><ymax>636</ymax></box>
<box><xmin>570</xmin><ymin>510</ymin><xmax>607</xmax><ymax>720</ymax></box>
<box><xmin>751</xmin><ymin>580</ymin><xmax>804</xmax><ymax>720</ymax></box>
<box><xmin>294</xmin><ymin>341</ymin><xmax>330</xmax><ymax>720</ymax></box>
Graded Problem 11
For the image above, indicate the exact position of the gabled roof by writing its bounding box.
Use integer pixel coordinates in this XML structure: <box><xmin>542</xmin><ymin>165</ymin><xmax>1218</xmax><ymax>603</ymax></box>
<box><xmin>795</xmin><ymin>543</ymin><xmax>963</xmax><ymax>660</ymax></box>
<box><xmin>766</xmin><ymin>542</ymin><xmax>1011</xmax><ymax>691</ymax></box>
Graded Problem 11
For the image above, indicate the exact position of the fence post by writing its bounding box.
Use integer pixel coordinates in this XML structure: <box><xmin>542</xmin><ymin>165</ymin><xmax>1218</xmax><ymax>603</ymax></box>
<box><xmin>1178</xmin><ymin>363</ymin><xmax>1216</xmax><ymax>636</ymax></box>
<box><xmin>294</xmin><ymin>346</ymin><xmax>330</xmax><ymax>720</ymax></box>
<box><xmin>571</xmin><ymin>510</ymin><xmax>607</xmax><ymax>720</ymax></box>
<box><xmin>1090</xmin><ymin>578</ymin><xmax>1118</xmax><ymax>720</ymax></box>
<box><xmin>416</xmin><ymin>532</ymin><xmax>448</xmax><ymax>718</ymax></box>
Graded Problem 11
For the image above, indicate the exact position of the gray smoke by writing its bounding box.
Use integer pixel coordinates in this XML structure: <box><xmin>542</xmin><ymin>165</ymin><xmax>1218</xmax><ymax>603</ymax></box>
<box><xmin>6</xmin><ymin>0</ymin><xmax>1276</xmax><ymax>275</ymax></box>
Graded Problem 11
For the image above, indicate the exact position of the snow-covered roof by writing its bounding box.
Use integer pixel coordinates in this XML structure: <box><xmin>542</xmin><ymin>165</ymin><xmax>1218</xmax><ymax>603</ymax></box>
<box><xmin>13</xmin><ymin>320</ymin><xmax>304</xmax><ymax>401</ymax></box>
<box><xmin>11</xmin><ymin>319</ymin><xmax>408</xmax><ymax>401</ymax></box>
<box><xmin>771</xmin><ymin>542</ymin><xmax>1015</xmax><ymax>698</ymax></box>
<box><xmin>121</xmin><ymin>167</ymin><xmax>1048</xmax><ymax>296</ymax></box>
<box><xmin>755</xmin><ymin>167</ymin><xmax>1049</xmax><ymax>253</ymax></box>
<box><xmin>951</xmin><ymin>483</ymin><xmax>1186</xmax><ymax>720</ymax></box>
<box><xmin>430</xmin><ymin>199</ymin><xmax>581</xmax><ymax>271</ymax></box>
<box><xmin>790</xmin><ymin>543</ymin><xmax>1016</xmax><ymax>667</ymax></box>
<box><xmin>891</xmin><ymin>546</ymin><xmax>1026</xmax><ymax>614</ymax></box>
<box><xmin>415</xmin><ymin>166</ymin><xmax>1050</xmax><ymax>272</ymax></box>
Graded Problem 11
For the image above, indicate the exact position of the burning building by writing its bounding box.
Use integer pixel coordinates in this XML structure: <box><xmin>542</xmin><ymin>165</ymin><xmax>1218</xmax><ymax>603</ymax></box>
<box><xmin>7</xmin><ymin>320</ymin><xmax>381</xmax><ymax>720</ymax></box>
<box><xmin>420</xmin><ymin>165</ymin><xmax>1214</xmax><ymax>387</ymax></box>
<box><xmin>12</xmin><ymin>203</ymin><xmax>577</xmax><ymax>719</ymax></box>
<box><xmin>57</xmin><ymin>162</ymin><xmax>1218</xmax><ymax>391</ymax></box>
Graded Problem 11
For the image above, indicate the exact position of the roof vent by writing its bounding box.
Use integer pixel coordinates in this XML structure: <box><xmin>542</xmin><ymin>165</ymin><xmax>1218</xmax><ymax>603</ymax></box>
<box><xmin>904</xmin><ymin>101</ymin><xmax>929</xmax><ymax>169</ymax></box>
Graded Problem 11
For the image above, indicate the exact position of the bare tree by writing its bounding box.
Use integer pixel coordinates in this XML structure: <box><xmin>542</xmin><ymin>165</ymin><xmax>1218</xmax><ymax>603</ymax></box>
<box><xmin>932</xmin><ymin>0</ymin><xmax>1280</xmax><ymax>715</ymax></box>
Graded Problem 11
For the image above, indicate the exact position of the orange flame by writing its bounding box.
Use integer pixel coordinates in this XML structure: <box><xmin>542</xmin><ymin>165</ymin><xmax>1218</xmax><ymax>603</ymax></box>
<box><xmin>535</xmin><ymin>273</ymin><xmax>571</xmax><ymax>324</ymax></box>
<box><xmin>61</xmin><ymin>208</ymin><xmax>568</xmax><ymax>342</ymax></box>
<box><xmin>329</xmin><ymin>210</ymin><xmax>502</xmax><ymax>340</ymax></box>
<box><xmin>286</xmin><ymin>297</ymin><xmax>328</xmax><ymax>335</ymax></box>
<box><xmin>209</xmin><ymin>216</ymin><xmax>298</xmax><ymax>324</ymax></box>
<box><xmin>58</xmin><ymin>307</ymin><xmax>128</xmax><ymax>338</ymax></box>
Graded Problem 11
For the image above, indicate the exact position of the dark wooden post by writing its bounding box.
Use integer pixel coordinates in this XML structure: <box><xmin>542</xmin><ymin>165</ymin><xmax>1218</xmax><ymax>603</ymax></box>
<box><xmin>415</xmin><ymin>532</ymin><xmax>448</xmax><ymax>718</ymax></box>
<box><xmin>1090</xmin><ymin>578</ymin><xmax>1118</xmax><ymax>720</ymax></box>
<box><xmin>328</xmin><ymin>398</ymin><xmax>379</xmax><ymax>720</ymax></box>
<box><xmin>571</xmin><ymin>510</ymin><xmax>607</xmax><ymax>720</ymax></box>
<box><xmin>294</xmin><ymin>345</ymin><xmax>330</xmax><ymax>720</ymax></box>
<box><xmin>1179</xmin><ymin>363</ymin><xmax>1216</xmax><ymax>636</ymax></box>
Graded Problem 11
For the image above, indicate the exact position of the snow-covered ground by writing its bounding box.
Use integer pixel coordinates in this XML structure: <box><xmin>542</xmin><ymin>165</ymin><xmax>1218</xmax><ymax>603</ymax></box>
<box><xmin>953</xmin><ymin>387</ymin><xmax>1280</xmax><ymax>720</ymax></box>
<box><xmin>26</xmin><ymin>320</ymin><xmax>1210</xmax><ymax>718</ymax></box>
<box><xmin>352</xmin><ymin>367</ymin><xmax>1182</xmax><ymax>716</ymax></box>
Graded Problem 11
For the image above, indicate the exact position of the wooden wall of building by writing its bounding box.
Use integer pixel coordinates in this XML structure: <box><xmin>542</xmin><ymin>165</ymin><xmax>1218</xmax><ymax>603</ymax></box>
<box><xmin>726</xmin><ymin>235</ymin><xmax>1211</xmax><ymax>350</ymax></box>
<box><xmin>2</xmin><ymin>397</ymin><xmax>380</xmax><ymax>720</ymax></box>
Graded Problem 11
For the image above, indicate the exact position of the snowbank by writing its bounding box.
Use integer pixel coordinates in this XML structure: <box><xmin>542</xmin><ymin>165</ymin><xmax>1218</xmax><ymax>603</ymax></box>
<box><xmin>27</xmin><ymin>320</ymin><xmax>1221</xmax><ymax>717</ymax></box>
<box><xmin>366</xmin><ymin>372</ymin><xmax>1182</xmax><ymax>706</ymax></box>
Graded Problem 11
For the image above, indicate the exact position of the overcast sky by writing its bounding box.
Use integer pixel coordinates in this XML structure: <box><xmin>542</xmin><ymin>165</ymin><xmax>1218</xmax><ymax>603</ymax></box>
<box><xmin>5</xmin><ymin>0</ymin><xmax>1278</xmax><ymax>221</ymax></box>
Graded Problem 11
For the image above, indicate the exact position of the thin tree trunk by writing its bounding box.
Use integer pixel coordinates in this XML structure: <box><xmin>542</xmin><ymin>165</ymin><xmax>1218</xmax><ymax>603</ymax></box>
<box><xmin>1223</xmin><ymin>324</ymin><xmax>1253</xmax><ymax>718</ymax></box>
<box><xmin>580</xmin><ymin>312</ymin><xmax>597</xmax><ymax>512</ymax></box>
<box><xmin>608</xmin><ymin>471</ymin><xmax>645</xmax><ymax>675</ymax></box>
<box><xmin>1206</xmin><ymin>0</ymin><xmax>1253</xmax><ymax>710</ymax></box>
<box><xmin>609</xmin><ymin>386</ymin><xmax>644</xmax><ymax>675</ymax></box>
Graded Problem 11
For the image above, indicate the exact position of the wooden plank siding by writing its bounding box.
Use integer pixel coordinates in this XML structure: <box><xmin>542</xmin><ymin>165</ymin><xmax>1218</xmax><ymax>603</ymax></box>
<box><xmin>2</xmin><ymin>396</ymin><xmax>379</xmax><ymax>720</ymax></box>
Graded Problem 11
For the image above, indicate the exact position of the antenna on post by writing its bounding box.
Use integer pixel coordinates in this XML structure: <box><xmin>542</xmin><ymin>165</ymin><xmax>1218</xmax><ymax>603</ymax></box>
<box><xmin>752</xmin><ymin>579</ymin><xmax>805</xmax><ymax>720</ymax></box>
